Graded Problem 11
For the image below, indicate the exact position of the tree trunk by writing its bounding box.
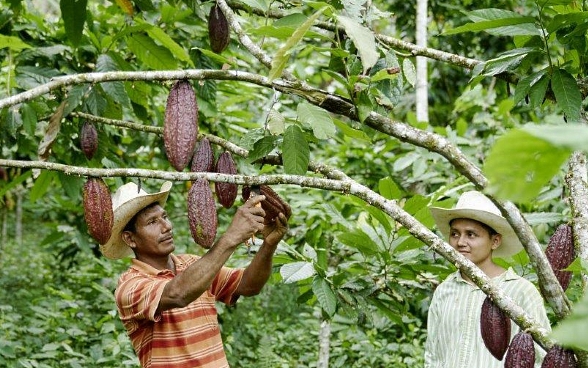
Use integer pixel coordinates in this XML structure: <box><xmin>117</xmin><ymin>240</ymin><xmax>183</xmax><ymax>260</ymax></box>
<box><xmin>317</xmin><ymin>319</ymin><xmax>331</xmax><ymax>368</ymax></box>
<box><xmin>15</xmin><ymin>189</ymin><xmax>23</xmax><ymax>246</ymax></box>
<box><xmin>1</xmin><ymin>206</ymin><xmax>6</xmax><ymax>249</ymax></box>
<box><xmin>416</xmin><ymin>0</ymin><xmax>429</xmax><ymax>122</ymax></box>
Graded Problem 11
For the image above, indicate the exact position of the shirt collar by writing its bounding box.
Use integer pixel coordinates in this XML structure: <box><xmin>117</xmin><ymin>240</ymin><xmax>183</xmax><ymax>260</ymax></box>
<box><xmin>450</xmin><ymin>267</ymin><xmax>518</xmax><ymax>285</ymax></box>
<box><xmin>130</xmin><ymin>254</ymin><xmax>183</xmax><ymax>276</ymax></box>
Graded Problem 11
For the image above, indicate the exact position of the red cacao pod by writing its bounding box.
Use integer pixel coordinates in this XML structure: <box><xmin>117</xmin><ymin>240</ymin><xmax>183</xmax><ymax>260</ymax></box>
<box><xmin>80</xmin><ymin>121</ymin><xmax>98</xmax><ymax>160</ymax></box>
<box><xmin>188</xmin><ymin>178</ymin><xmax>218</xmax><ymax>249</ymax></box>
<box><xmin>545</xmin><ymin>224</ymin><xmax>575</xmax><ymax>290</ymax></box>
<box><xmin>215</xmin><ymin>151</ymin><xmax>238</xmax><ymax>208</ymax></box>
<box><xmin>504</xmin><ymin>331</ymin><xmax>535</xmax><ymax>368</ymax></box>
<box><xmin>164</xmin><ymin>80</ymin><xmax>199</xmax><ymax>171</ymax></box>
<box><xmin>191</xmin><ymin>137</ymin><xmax>214</xmax><ymax>172</ymax></box>
<box><xmin>541</xmin><ymin>345</ymin><xmax>577</xmax><ymax>368</ymax></box>
<box><xmin>208</xmin><ymin>3</ymin><xmax>230</xmax><ymax>53</ymax></box>
<box><xmin>480</xmin><ymin>296</ymin><xmax>511</xmax><ymax>361</ymax></box>
<box><xmin>242</xmin><ymin>185</ymin><xmax>291</xmax><ymax>224</ymax></box>
<box><xmin>83</xmin><ymin>177</ymin><xmax>114</xmax><ymax>245</ymax></box>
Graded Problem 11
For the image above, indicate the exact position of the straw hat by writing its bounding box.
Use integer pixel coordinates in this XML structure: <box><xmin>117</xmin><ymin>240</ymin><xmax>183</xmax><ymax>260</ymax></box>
<box><xmin>100</xmin><ymin>181</ymin><xmax>173</xmax><ymax>259</ymax></box>
<box><xmin>429</xmin><ymin>191</ymin><xmax>523</xmax><ymax>258</ymax></box>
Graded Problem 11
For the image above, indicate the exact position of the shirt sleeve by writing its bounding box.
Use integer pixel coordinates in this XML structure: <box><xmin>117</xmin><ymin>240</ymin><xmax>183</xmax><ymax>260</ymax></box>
<box><xmin>115</xmin><ymin>273</ymin><xmax>169</xmax><ymax>329</ymax></box>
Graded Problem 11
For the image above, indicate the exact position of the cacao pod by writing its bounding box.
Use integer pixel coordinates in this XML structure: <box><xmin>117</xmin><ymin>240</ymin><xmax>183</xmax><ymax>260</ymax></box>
<box><xmin>191</xmin><ymin>137</ymin><xmax>215</xmax><ymax>172</ymax></box>
<box><xmin>80</xmin><ymin>121</ymin><xmax>98</xmax><ymax>160</ymax></box>
<box><xmin>545</xmin><ymin>224</ymin><xmax>575</xmax><ymax>290</ymax></box>
<box><xmin>164</xmin><ymin>80</ymin><xmax>199</xmax><ymax>171</ymax></box>
<box><xmin>541</xmin><ymin>345</ymin><xmax>577</xmax><ymax>368</ymax></box>
<box><xmin>188</xmin><ymin>178</ymin><xmax>218</xmax><ymax>248</ymax></box>
<box><xmin>0</xmin><ymin>167</ymin><xmax>7</xmax><ymax>181</ymax></box>
<box><xmin>83</xmin><ymin>177</ymin><xmax>114</xmax><ymax>245</ymax></box>
<box><xmin>504</xmin><ymin>331</ymin><xmax>535</xmax><ymax>368</ymax></box>
<box><xmin>242</xmin><ymin>184</ymin><xmax>291</xmax><ymax>224</ymax></box>
<box><xmin>215</xmin><ymin>151</ymin><xmax>238</xmax><ymax>208</ymax></box>
<box><xmin>480</xmin><ymin>296</ymin><xmax>511</xmax><ymax>361</ymax></box>
<box><xmin>208</xmin><ymin>3</ymin><xmax>230</xmax><ymax>53</ymax></box>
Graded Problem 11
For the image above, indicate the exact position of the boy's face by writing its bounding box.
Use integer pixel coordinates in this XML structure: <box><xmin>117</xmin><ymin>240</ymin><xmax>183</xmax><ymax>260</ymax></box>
<box><xmin>448</xmin><ymin>218</ymin><xmax>501</xmax><ymax>266</ymax></box>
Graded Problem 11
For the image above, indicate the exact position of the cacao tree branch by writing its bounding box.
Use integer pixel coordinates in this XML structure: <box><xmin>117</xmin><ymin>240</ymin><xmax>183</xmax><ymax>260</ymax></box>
<box><xmin>0</xmin><ymin>158</ymin><xmax>554</xmax><ymax>349</ymax></box>
<box><xmin>566</xmin><ymin>151</ymin><xmax>588</xmax><ymax>291</ymax></box>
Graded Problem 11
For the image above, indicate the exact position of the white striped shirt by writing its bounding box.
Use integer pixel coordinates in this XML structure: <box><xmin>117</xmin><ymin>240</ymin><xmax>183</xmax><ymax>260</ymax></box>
<box><xmin>424</xmin><ymin>268</ymin><xmax>550</xmax><ymax>368</ymax></box>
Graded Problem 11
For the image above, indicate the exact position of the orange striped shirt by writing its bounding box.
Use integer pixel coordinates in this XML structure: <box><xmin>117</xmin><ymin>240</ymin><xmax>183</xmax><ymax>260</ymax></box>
<box><xmin>115</xmin><ymin>254</ymin><xmax>244</xmax><ymax>368</ymax></box>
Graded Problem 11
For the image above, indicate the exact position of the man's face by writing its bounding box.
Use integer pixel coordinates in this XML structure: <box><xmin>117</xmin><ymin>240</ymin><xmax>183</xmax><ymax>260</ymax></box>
<box><xmin>448</xmin><ymin>218</ymin><xmax>501</xmax><ymax>266</ymax></box>
<box><xmin>124</xmin><ymin>204</ymin><xmax>174</xmax><ymax>258</ymax></box>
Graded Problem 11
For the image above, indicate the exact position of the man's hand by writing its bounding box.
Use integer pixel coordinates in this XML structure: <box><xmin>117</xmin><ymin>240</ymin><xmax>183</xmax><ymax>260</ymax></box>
<box><xmin>261</xmin><ymin>212</ymin><xmax>289</xmax><ymax>247</ymax></box>
<box><xmin>222</xmin><ymin>195</ymin><xmax>266</xmax><ymax>246</ymax></box>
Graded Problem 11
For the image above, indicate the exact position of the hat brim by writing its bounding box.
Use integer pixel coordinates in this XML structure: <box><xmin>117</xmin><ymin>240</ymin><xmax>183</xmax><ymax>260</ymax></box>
<box><xmin>429</xmin><ymin>206</ymin><xmax>523</xmax><ymax>259</ymax></box>
<box><xmin>100</xmin><ymin>181</ymin><xmax>172</xmax><ymax>259</ymax></box>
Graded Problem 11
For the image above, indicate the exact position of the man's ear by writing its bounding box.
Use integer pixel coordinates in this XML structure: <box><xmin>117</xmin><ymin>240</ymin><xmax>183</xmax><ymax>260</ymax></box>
<box><xmin>121</xmin><ymin>231</ymin><xmax>136</xmax><ymax>249</ymax></box>
<box><xmin>491</xmin><ymin>234</ymin><xmax>502</xmax><ymax>250</ymax></box>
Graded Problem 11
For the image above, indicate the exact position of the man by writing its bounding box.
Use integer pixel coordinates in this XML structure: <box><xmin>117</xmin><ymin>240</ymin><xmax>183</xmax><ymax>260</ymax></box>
<box><xmin>424</xmin><ymin>191</ymin><xmax>551</xmax><ymax>368</ymax></box>
<box><xmin>99</xmin><ymin>181</ymin><xmax>289</xmax><ymax>368</ymax></box>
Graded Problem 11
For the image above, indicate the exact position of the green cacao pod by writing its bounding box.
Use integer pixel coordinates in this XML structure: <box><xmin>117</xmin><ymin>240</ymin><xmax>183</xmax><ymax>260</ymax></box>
<box><xmin>188</xmin><ymin>178</ymin><xmax>218</xmax><ymax>249</ymax></box>
<box><xmin>541</xmin><ymin>345</ymin><xmax>577</xmax><ymax>368</ymax></box>
<box><xmin>164</xmin><ymin>80</ymin><xmax>199</xmax><ymax>171</ymax></box>
<box><xmin>242</xmin><ymin>184</ymin><xmax>291</xmax><ymax>224</ymax></box>
<box><xmin>545</xmin><ymin>224</ymin><xmax>575</xmax><ymax>290</ymax></box>
<box><xmin>504</xmin><ymin>331</ymin><xmax>535</xmax><ymax>368</ymax></box>
<box><xmin>80</xmin><ymin>121</ymin><xmax>98</xmax><ymax>160</ymax></box>
<box><xmin>215</xmin><ymin>151</ymin><xmax>238</xmax><ymax>208</ymax></box>
<box><xmin>208</xmin><ymin>3</ymin><xmax>230</xmax><ymax>53</ymax></box>
<box><xmin>480</xmin><ymin>296</ymin><xmax>511</xmax><ymax>361</ymax></box>
<box><xmin>191</xmin><ymin>137</ymin><xmax>214</xmax><ymax>172</ymax></box>
<box><xmin>83</xmin><ymin>177</ymin><xmax>114</xmax><ymax>245</ymax></box>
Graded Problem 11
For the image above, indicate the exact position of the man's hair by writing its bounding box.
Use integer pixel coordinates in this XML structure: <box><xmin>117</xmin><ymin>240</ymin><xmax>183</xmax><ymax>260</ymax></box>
<box><xmin>449</xmin><ymin>218</ymin><xmax>498</xmax><ymax>236</ymax></box>
<box><xmin>123</xmin><ymin>202</ymin><xmax>160</xmax><ymax>233</ymax></box>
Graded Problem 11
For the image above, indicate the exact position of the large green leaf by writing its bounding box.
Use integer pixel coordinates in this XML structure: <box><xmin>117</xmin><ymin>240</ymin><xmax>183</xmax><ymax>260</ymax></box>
<box><xmin>513</xmin><ymin>69</ymin><xmax>547</xmax><ymax>105</ymax></box>
<box><xmin>127</xmin><ymin>33</ymin><xmax>177</xmax><ymax>70</ymax></box>
<box><xmin>551</xmin><ymin>68</ymin><xmax>582</xmax><ymax>122</ymax></box>
<box><xmin>282</xmin><ymin>125</ymin><xmax>309</xmax><ymax>175</ymax></box>
<box><xmin>483</xmin><ymin>129</ymin><xmax>571</xmax><ymax>203</ymax></box>
<box><xmin>312</xmin><ymin>276</ymin><xmax>337</xmax><ymax>317</ymax></box>
<box><xmin>297</xmin><ymin>102</ymin><xmax>335</xmax><ymax>140</ymax></box>
<box><xmin>551</xmin><ymin>291</ymin><xmax>588</xmax><ymax>350</ymax></box>
<box><xmin>280</xmin><ymin>262</ymin><xmax>316</xmax><ymax>283</ymax></box>
<box><xmin>337</xmin><ymin>229</ymin><xmax>379</xmax><ymax>256</ymax></box>
<box><xmin>145</xmin><ymin>25</ymin><xmax>193</xmax><ymax>66</ymax></box>
<box><xmin>269</xmin><ymin>6</ymin><xmax>327</xmax><ymax>81</ymax></box>
<box><xmin>60</xmin><ymin>0</ymin><xmax>88</xmax><ymax>47</ymax></box>
<box><xmin>247</xmin><ymin>136</ymin><xmax>278</xmax><ymax>163</ymax></box>
<box><xmin>336</xmin><ymin>15</ymin><xmax>379</xmax><ymax>74</ymax></box>
<box><xmin>482</xmin><ymin>47</ymin><xmax>540</xmax><ymax>76</ymax></box>
<box><xmin>444</xmin><ymin>9</ymin><xmax>538</xmax><ymax>36</ymax></box>
<box><xmin>0</xmin><ymin>34</ymin><xmax>31</xmax><ymax>51</ymax></box>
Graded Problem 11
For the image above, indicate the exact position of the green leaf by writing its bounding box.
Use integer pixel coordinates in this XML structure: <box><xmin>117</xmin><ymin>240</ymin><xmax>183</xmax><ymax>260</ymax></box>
<box><xmin>0</xmin><ymin>34</ymin><xmax>32</xmax><ymax>51</ymax></box>
<box><xmin>523</xmin><ymin>124</ymin><xmax>588</xmax><ymax>151</ymax></box>
<box><xmin>551</xmin><ymin>68</ymin><xmax>582</xmax><ymax>122</ymax></box>
<box><xmin>513</xmin><ymin>69</ymin><xmax>547</xmax><ymax>105</ymax></box>
<box><xmin>378</xmin><ymin>177</ymin><xmax>403</xmax><ymax>200</ymax></box>
<box><xmin>336</xmin><ymin>15</ymin><xmax>379</xmax><ymax>74</ymax></box>
<box><xmin>528</xmin><ymin>74</ymin><xmax>549</xmax><ymax>107</ymax></box>
<box><xmin>280</xmin><ymin>262</ymin><xmax>316</xmax><ymax>283</ymax></box>
<box><xmin>282</xmin><ymin>125</ymin><xmax>309</xmax><ymax>175</ymax></box>
<box><xmin>127</xmin><ymin>33</ymin><xmax>178</xmax><ymax>70</ymax></box>
<box><xmin>60</xmin><ymin>0</ymin><xmax>88</xmax><ymax>47</ymax></box>
<box><xmin>267</xmin><ymin>109</ymin><xmax>285</xmax><ymax>135</ymax></box>
<box><xmin>332</xmin><ymin>119</ymin><xmax>371</xmax><ymax>141</ymax></box>
<box><xmin>551</xmin><ymin>291</ymin><xmax>588</xmax><ymax>350</ymax></box>
<box><xmin>247</xmin><ymin>136</ymin><xmax>278</xmax><ymax>163</ymax></box>
<box><xmin>30</xmin><ymin>170</ymin><xmax>55</xmax><ymax>203</ymax></box>
<box><xmin>312</xmin><ymin>277</ymin><xmax>337</xmax><ymax>317</ymax></box>
<box><xmin>483</xmin><ymin>129</ymin><xmax>571</xmax><ymax>203</ymax></box>
<box><xmin>145</xmin><ymin>25</ymin><xmax>193</xmax><ymax>65</ymax></box>
<box><xmin>402</xmin><ymin>58</ymin><xmax>416</xmax><ymax>87</ymax></box>
<box><xmin>337</xmin><ymin>229</ymin><xmax>379</xmax><ymax>256</ymax></box>
<box><xmin>297</xmin><ymin>102</ymin><xmax>335</xmax><ymax>140</ymax></box>
<box><xmin>443</xmin><ymin>9</ymin><xmax>538</xmax><ymax>36</ymax></box>
<box><xmin>482</xmin><ymin>47</ymin><xmax>540</xmax><ymax>76</ymax></box>
<box><xmin>269</xmin><ymin>6</ymin><xmax>327</xmax><ymax>81</ymax></box>
<box><xmin>96</xmin><ymin>54</ymin><xmax>131</xmax><ymax>108</ymax></box>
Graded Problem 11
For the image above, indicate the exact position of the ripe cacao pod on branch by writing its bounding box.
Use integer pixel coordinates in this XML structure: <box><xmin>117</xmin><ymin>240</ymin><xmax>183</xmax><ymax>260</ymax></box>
<box><xmin>191</xmin><ymin>137</ymin><xmax>214</xmax><ymax>173</ymax></box>
<box><xmin>188</xmin><ymin>178</ymin><xmax>218</xmax><ymax>249</ymax></box>
<box><xmin>545</xmin><ymin>224</ymin><xmax>575</xmax><ymax>290</ymax></box>
<box><xmin>215</xmin><ymin>151</ymin><xmax>238</xmax><ymax>208</ymax></box>
<box><xmin>163</xmin><ymin>80</ymin><xmax>199</xmax><ymax>171</ymax></box>
<box><xmin>480</xmin><ymin>296</ymin><xmax>511</xmax><ymax>361</ymax></box>
<box><xmin>83</xmin><ymin>177</ymin><xmax>114</xmax><ymax>245</ymax></box>
<box><xmin>242</xmin><ymin>184</ymin><xmax>291</xmax><ymax>224</ymax></box>
<box><xmin>504</xmin><ymin>331</ymin><xmax>535</xmax><ymax>368</ymax></box>
<box><xmin>80</xmin><ymin>121</ymin><xmax>98</xmax><ymax>160</ymax></box>
<box><xmin>541</xmin><ymin>345</ymin><xmax>577</xmax><ymax>368</ymax></box>
<box><xmin>208</xmin><ymin>3</ymin><xmax>230</xmax><ymax>53</ymax></box>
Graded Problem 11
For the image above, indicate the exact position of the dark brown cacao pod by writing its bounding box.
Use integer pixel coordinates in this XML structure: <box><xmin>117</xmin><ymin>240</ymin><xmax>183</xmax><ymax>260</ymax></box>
<box><xmin>80</xmin><ymin>121</ymin><xmax>98</xmax><ymax>160</ymax></box>
<box><xmin>504</xmin><ymin>331</ymin><xmax>535</xmax><ymax>368</ymax></box>
<box><xmin>188</xmin><ymin>178</ymin><xmax>218</xmax><ymax>249</ymax></box>
<box><xmin>545</xmin><ymin>224</ymin><xmax>575</xmax><ymax>290</ymax></box>
<box><xmin>191</xmin><ymin>137</ymin><xmax>214</xmax><ymax>172</ymax></box>
<box><xmin>164</xmin><ymin>80</ymin><xmax>199</xmax><ymax>171</ymax></box>
<box><xmin>242</xmin><ymin>185</ymin><xmax>291</xmax><ymax>224</ymax></box>
<box><xmin>83</xmin><ymin>177</ymin><xmax>114</xmax><ymax>245</ymax></box>
<box><xmin>208</xmin><ymin>3</ymin><xmax>230</xmax><ymax>53</ymax></box>
<box><xmin>215</xmin><ymin>151</ymin><xmax>238</xmax><ymax>208</ymax></box>
<box><xmin>480</xmin><ymin>296</ymin><xmax>511</xmax><ymax>361</ymax></box>
<box><xmin>541</xmin><ymin>345</ymin><xmax>577</xmax><ymax>368</ymax></box>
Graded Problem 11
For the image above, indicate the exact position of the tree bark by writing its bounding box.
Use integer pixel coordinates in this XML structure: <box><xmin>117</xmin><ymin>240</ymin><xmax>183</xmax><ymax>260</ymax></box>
<box><xmin>415</xmin><ymin>0</ymin><xmax>429</xmax><ymax>123</ymax></box>
<box><xmin>317</xmin><ymin>319</ymin><xmax>331</xmax><ymax>368</ymax></box>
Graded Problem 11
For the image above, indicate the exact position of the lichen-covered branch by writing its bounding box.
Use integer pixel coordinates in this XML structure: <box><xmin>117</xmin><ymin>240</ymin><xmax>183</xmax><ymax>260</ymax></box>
<box><xmin>566</xmin><ymin>151</ymin><xmax>588</xmax><ymax>291</ymax></box>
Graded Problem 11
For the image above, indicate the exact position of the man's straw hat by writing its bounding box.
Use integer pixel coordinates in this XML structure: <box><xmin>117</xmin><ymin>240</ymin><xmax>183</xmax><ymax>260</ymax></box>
<box><xmin>100</xmin><ymin>181</ymin><xmax>173</xmax><ymax>259</ymax></box>
<box><xmin>429</xmin><ymin>191</ymin><xmax>523</xmax><ymax>258</ymax></box>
